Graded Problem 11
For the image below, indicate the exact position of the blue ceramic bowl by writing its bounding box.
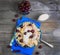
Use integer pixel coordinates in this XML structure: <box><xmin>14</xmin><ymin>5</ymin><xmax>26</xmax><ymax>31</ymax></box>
<box><xmin>10</xmin><ymin>16</ymin><xmax>41</xmax><ymax>55</ymax></box>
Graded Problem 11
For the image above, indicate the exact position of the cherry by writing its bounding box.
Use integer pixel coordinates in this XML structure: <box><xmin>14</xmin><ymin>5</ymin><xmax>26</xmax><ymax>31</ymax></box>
<box><xmin>7</xmin><ymin>45</ymin><xmax>11</xmax><ymax>48</ymax></box>
<box><xmin>35</xmin><ymin>52</ymin><xmax>39</xmax><ymax>55</ymax></box>
<box><xmin>38</xmin><ymin>45</ymin><xmax>42</xmax><ymax>49</ymax></box>
<box><xmin>21</xmin><ymin>3</ymin><xmax>24</xmax><ymax>7</ymax></box>
<box><xmin>18</xmin><ymin>35</ymin><xmax>21</xmax><ymax>37</ymax></box>
<box><xmin>16</xmin><ymin>29</ymin><xmax>20</xmax><ymax>32</ymax></box>
<box><xmin>24</xmin><ymin>45</ymin><xmax>28</xmax><ymax>48</ymax></box>
<box><xmin>28</xmin><ymin>24</ymin><xmax>32</xmax><ymax>26</ymax></box>
<box><xmin>29</xmin><ymin>35</ymin><xmax>33</xmax><ymax>38</ymax></box>
<box><xmin>31</xmin><ymin>30</ymin><xmax>34</xmax><ymax>33</ymax></box>
<box><xmin>18</xmin><ymin>0</ymin><xmax>31</xmax><ymax>15</ymax></box>
<box><xmin>27</xmin><ymin>30</ymin><xmax>30</xmax><ymax>32</ymax></box>
<box><xmin>19</xmin><ymin>39</ymin><xmax>23</xmax><ymax>43</ymax></box>
<box><xmin>12</xmin><ymin>19</ymin><xmax>16</xmax><ymax>22</ymax></box>
<box><xmin>15</xmin><ymin>14</ymin><xmax>19</xmax><ymax>18</ymax></box>
<box><xmin>24</xmin><ymin>32</ymin><xmax>27</xmax><ymax>35</ymax></box>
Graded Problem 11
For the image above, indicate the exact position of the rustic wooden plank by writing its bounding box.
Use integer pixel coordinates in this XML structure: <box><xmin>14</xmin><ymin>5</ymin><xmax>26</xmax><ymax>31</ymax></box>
<box><xmin>0</xmin><ymin>22</ymin><xmax>58</xmax><ymax>33</ymax></box>
<box><xmin>0</xmin><ymin>44</ymin><xmax>52</xmax><ymax>55</ymax></box>
<box><xmin>0</xmin><ymin>33</ymin><xmax>12</xmax><ymax>41</ymax></box>
<box><xmin>0</xmin><ymin>46</ymin><xmax>2</xmax><ymax>55</ymax></box>
<box><xmin>0</xmin><ymin>0</ymin><xmax>57</xmax><ymax>11</ymax></box>
<box><xmin>0</xmin><ymin>11</ymin><xmax>60</xmax><ymax>25</ymax></box>
<box><xmin>1</xmin><ymin>44</ymin><xmax>60</xmax><ymax>55</ymax></box>
<box><xmin>0</xmin><ymin>0</ymin><xmax>60</xmax><ymax>55</ymax></box>
<box><xmin>0</xmin><ymin>39</ymin><xmax>54</xmax><ymax>55</ymax></box>
<box><xmin>39</xmin><ymin>0</ymin><xmax>58</xmax><ymax>3</ymax></box>
<box><xmin>0</xmin><ymin>25</ymin><xmax>56</xmax><ymax>33</ymax></box>
<box><xmin>31</xmin><ymin>0</ymin><xmax>58</xmax><ymax>11</ymax></box>
<box><xmin>0</xmin><ymin>10</ymin><xmax>60</xmax><ymax>23</ymax></box>
<box><xmin>41</xmin><ymin>22</ymin><xmax>58</xmax><ymax>33</ymax></box>
<box><xmin>58</xmin><ymin>0</ymin><xmax>60</xmax><ymax>4</ymax></box>
<box><xmin>0</xmin><ymin>33</ymin><xmax>59</xmax><ymax>43</ymax></box>
<box><xmin>0</xmin><ymin>24</ymin><xmax>16</xmax><ymax>33</ymax></box>
<box><xmin>0</xmin><ymin>0</ymin><xmax>21</xmax><ymax>11</ymax></box>
<box><xmin>0</xmin><ymin>10</ymin><xmax>22</xmax><ymax>24</ymax></box>
<box><xmin>33</xmin><ymin>46</ymin><xmax>52</xmax><ymax>55</ymax></box>
<box><xmin>58</xmin><ymin>4</ymin><xmax>60</xmax><ymax>10</ymax></box>
<box><xmin>1</xmin><ymin>42</ymin><xmax>59</xmax><ymax>55</ymax></box>
<box><xmin>0</xmin><ymin>1</ymin><xmax>12</xmax><ymax>11</ymax></box>
<box><xmin>0</xmin><ymin>34</ymin><xmax>59</xmax><ymax>55</ymax></box>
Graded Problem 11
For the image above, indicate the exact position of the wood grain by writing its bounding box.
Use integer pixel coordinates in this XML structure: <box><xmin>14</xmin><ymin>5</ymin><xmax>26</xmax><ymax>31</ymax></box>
<box><xmin>0</xmin><ymin>0</ymin><xmax>60</xmax><ymax>55</ymax></box>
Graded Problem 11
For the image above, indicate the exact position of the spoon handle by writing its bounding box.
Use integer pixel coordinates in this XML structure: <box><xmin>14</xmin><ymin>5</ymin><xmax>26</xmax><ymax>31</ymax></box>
<box><xmin>41</xmin><ymin>39</ymin><xmax>54</xmax><ymax>48</ymax></box>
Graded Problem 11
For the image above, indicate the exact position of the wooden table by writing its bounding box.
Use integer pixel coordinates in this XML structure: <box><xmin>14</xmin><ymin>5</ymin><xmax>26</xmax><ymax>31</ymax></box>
<box><xmin>0</xmin><ymin>0</ymin><xmax>60</xmax><ymax>55</ymax></box>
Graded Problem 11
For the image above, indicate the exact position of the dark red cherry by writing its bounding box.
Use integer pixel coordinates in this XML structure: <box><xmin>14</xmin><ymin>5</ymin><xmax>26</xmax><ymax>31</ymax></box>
<box><xmin>16</xmin><ymin>29</ymin><xmax>20</xmax><ymax>32</ymax></box>
<box><xmin>12</xmin><ymin>19</ymin><xmax>16</xmax><ymax>22</ymax></box>
<box><xmin>38</xmin><ymin>45</ymin><xmax>42</xmax><ymax>49</ymax></box>
<box><xmin>15</xmin><ymin>14</ymin><xmax>19</xmax><ymax>18</ymax></box>
<box><xmin>24</xmin><ymin>32</ymin><xmax>27</xmax><ymax>35</ymax></box>
<box><xmin>35</xmin><ymin>51</ymin><xmax>39</xmax><ymax>55</ymax></box>
<box><xmin>27</xmin><ymin>30</ymin><xmax>30</xmax><ymax>32</ymax></box>
<box><xmin>7</xmin><ymin>45</ymin><xmax>11</xmax><ymax>48</ymax></box>
<box><xmin>28</xmin><ymin>24</ymin><xmax>32</xmax><ymax>26</ymax></box>
<box><xmin>24</xmin><ymin>45</ymin><xmax>28</xmax><ymax>48</ymax></box>
<box><xmin>19</xmin><ymin>39</ymin><xmax>23</xmax><ymax>43</ymax></box>
<box><xmin>29</xmin><ymin>35</ymin><xmax>33</xmax><ymax>38</ymax></box>
<box><xmin>18</xmin><ymin>35</ymin><xmax>21</xmax><ymax>37</ymax></box>
<box><xmin>31</xmin><ymin>30</ymin><xmax>34</xmax><ymax>33</ymax></box>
